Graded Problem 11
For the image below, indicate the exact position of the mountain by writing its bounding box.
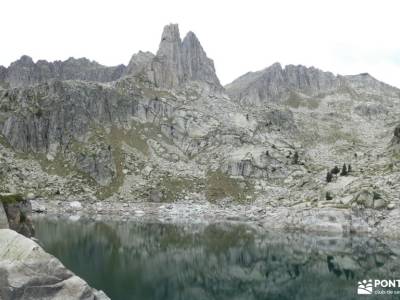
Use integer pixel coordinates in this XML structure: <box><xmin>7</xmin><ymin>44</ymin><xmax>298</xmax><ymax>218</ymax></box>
<box><xmin>0</xmin><ymin>24</ymin><xmax>400</xmax><ymax>232</ymax></box>
<box><xmin>0</xmin><ymin>55</ymin><xmax>126</xmax><ymax>88</ymax></box>
<box><xmin>225</xmin><ymin>63</ymin><xmax>400</xmax><ymax>106</ymax></box>
<box><xmin>126</xmin><ymin>24</ymin><xmax>222</xmax><ymax>90</ymax></box>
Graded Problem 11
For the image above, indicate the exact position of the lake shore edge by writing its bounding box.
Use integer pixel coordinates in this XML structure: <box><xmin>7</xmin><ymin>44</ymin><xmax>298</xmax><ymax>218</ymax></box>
<box><xmin>31</xmin><ymin>198</ymin><xmax>400</xmax><ymax>239</ymax></box>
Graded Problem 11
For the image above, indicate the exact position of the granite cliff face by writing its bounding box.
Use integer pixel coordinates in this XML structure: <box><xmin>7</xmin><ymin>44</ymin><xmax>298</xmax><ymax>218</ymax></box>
<box><xmin>0</xmin><ymin>24</ymin><xmax>399</xmax><ymax>221</ymax></box>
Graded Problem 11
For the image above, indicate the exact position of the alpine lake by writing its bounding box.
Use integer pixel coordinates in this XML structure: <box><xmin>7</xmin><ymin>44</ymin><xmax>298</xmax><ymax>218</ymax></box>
<box><xmin>33</xmin><ymin>217</ymin><xmax>400</xmax><ymax>300</ymax></box>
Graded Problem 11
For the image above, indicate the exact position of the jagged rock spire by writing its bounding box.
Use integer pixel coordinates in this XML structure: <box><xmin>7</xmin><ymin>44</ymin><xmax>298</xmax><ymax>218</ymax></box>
<box><xmin>152</xmin><ymin>24</ymin><xmax>184</xmax><ymax>89</ymax></box>
<box><xmin>149</xmin><ymin>24</ymin><xmax>221</xmax><ymax>90</ymax></box>
<box><xmin>182</xmin><ymin>31</ymin><xmax>220</xmax><ymax>87</ymax></box>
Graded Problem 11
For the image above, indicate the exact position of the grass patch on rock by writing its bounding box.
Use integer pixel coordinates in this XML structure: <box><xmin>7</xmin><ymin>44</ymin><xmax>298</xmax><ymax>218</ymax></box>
<box><xmin>285</xmin><ymin>92</ymin><xmax>320</xmax><ymax>110</ymax></box>
<box><xmin>158</xmin><ymin>176</ymin><xmax>199</xmax><ymax>202</ymax></box>
<box><xmin>206</xmin><ymin>170</ymin><xmax>254</xmax><ymax>203</ymax></box>
<box><xmin>0</xmin><ymin>194</ymin><xmax>24</xmax><ymax>204</ymax></box>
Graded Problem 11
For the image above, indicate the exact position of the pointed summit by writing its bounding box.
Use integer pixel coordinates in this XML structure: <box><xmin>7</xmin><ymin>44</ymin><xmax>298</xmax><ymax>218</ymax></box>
<box><xmin>149</xmin><ymin>24</ymin><xmax>221</xmax><ymax>90</ymax></box>
<box><xmin>152</xmin><ymin>24</ymin><xmax>184</xmax><ymax>88</ymax></box>
<box><xmin>182</xmin><ymin>31</ymin><xmax>221</xmax><ymax>87</ymax></box>
<box><xmin>158</xmin><ymin>24</ymin><xmax>181</xmax><ymax>51</ymax></box>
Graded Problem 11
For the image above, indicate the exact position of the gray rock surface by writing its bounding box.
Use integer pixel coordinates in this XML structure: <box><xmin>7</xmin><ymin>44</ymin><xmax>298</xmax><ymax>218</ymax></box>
<box><xmin>391</xmin><ymin>124</ymin><xmax>400</xmax><ymax>149</ymax></box>
<box><xmin>0</xmin><ymin>229</ymin><xmax>109</xmax><ymax>300</ymax></box>
<box><xmin>149</xmin><ymin>24</ymin><xmax>222</xmax><ymax>90</ymax></box>
<box><xmin>3</xmin><ymin>55</ymin><xmax>125</xmax><ymax>88</ymax></box>
<box><xmin>225</xmin><ymin>63</ymin><xmax>340</xmax><ymax>105</ymax></box>
<box><xmin>124</xmin><ymin>51</ymin><xmax>154</xmax><ymax>77</ymax></box>
<box><xmin>76</xmin><ymin>143</ymin><xmax>116</xmax><ymax>186</ymax></box>
<box><xmin>0</xmin><ymin>204</ymin><xmax>8</xmax><ymax>229</ymax></box>
<box><xmin>0</xmin><ymin>23</ymin><xmax>400</xmax><ymax>232</ymax></box>
<box><xmin>2</xmin><ymin>198</ymin><xmax>35</xmax><ymax>237</ymax></box>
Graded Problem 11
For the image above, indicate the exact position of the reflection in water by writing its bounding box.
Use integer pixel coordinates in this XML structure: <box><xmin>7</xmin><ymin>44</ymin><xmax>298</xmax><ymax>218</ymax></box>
<box><xmin>34</xmin><ymin>217</ymin><xmax>400</xmax><ymax>300</ymax></box>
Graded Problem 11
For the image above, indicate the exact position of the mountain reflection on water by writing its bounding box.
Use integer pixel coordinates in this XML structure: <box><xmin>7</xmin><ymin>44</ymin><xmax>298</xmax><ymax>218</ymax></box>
<box><xmin>34</xmin><ymin>217</ymin><xmax>400</xmax><ymax>300</ymax></box>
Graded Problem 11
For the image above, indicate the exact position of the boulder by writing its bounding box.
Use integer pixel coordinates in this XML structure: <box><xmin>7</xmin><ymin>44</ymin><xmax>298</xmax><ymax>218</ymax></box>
<box><xmin>149</xmin><ymin>190</ymin><xmax>163</xmax><ymax>202</ymax></box>
<box><xmin>340</xmin><ymin>195</ymin><xmax>353</xmax><ymax>206</ymax></box>
<box><xmin>355</xmin><ymin>189</ymin><xmax>374</xmax><ymax>208</ymax></box>
<box><xmin>26</xmin><ymin>192</ymin><xmax>36</xmax><ymax>200</ymax></box>
<box><xmin>0</xmin><ymin>229</ymin><xmax>110</xmax><ymax>300</ymax></box>
<box><xmin>31</xmin><ymin>200</ymin><xmax>47</xmax><ymax>213</ymax></box>
<box><xmin>354</xmin><ymin>189</ymin><xmax>387</xmax><ymax>209</ymax></box>
<box><xmin>387</xmin><ymin>203</ymin><xmax>396</xmax><ymax>210</ymax></box>
<box><xmin>69</xmin><ymin>201</ymin><xmax>83</xmax><ymax>210</ymax></box>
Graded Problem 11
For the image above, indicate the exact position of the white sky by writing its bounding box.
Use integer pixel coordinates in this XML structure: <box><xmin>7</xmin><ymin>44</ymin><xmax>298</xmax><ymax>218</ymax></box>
<box><xmin>1</xmin><ymin>0</ymin><xmax>400</xmax><ymax>87</ymax></box>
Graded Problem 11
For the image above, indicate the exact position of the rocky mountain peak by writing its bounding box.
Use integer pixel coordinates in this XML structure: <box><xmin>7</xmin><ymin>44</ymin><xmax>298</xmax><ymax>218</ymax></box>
<box><xmin>13</xmin><ymin>55</ymin><xmax>35</xmax><ymax>65</ymax></box>
<box><xmin>156</xmin><ymin>24</ymin><xmax>182</xmax><ymax>62</ymax></box>
<box><xmin>159</xmin><ymin>23</ymin><xmax>182</xmax><ymax>48</ymax></box>
<box><xmin>124</xmin><ymin>51</ymin><xmax>155</xmax><ymax>77</ymax></box>
<box><xmin>151</xmin><ymin>24</ymin><xmax>184</xmax><ymax>88</ymax></box>
<box><xmin>226</xmin><ymin>63</ymin><xmax>340</xmax><ymax>105</ymax></box>
<box><xmin>344</xmin><ymin>73</ymin><xmax>400</xmax><ymax>98</ymax></box>
<box><xmin>1</xmin><ymin>56</ymin><xmax>126</xmax><ymax>88</ymax></box>
<box><xmin>182</xmin><ymin>31</ymin><xmax>221</xmax><ymax>87</ymax></box>
<box><xmin>149</xmin><ymin>24</ymin><xmax>222</xmax><ymax>90</ymax></box>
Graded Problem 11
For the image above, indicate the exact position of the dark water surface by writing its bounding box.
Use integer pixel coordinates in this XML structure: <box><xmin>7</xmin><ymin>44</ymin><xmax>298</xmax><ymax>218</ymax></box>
<box><xmin>34</xmin><ymin>217</ymin><xmax>400</xmax><ymax>300</ymax></box>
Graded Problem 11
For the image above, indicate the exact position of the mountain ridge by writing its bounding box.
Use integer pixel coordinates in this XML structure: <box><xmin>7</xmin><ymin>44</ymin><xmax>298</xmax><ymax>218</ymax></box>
<box><xmin>0</xmin><ymin>24</ymin><xmax>399</xmax><ymax>231</ymax></box>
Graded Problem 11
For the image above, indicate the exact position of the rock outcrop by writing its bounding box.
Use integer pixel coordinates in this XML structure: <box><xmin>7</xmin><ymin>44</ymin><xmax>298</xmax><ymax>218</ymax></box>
<box><xmin>0</xmin><ymin>202</ymin><xmax>8</xmax><ymax>229</ymax></box>
<box><xmin>0</xmin><ymin>66</ymin><xmax>7</xmax><ymax>88</ymax></box>
<box><xmin>226</xmin><ymin>63</ymin><xmax>400</xmax><ymax>107</ymax></box>
<box><xmin>149</xmin><ymin>24</ymin><xmax>222</xmax><ymax>90</ymax></box>
<box><xmin>76</xmin><ymin>143</ymin><xmax>116</xmax><ymax>186</ymax></box>
<box><xmin>0</xmin><ymin>80</ymin><xmax>128</xmax><ymax>185</ymax></box>
<box><xmin>225</xmin><ymin>63</ymin><xmax>340</xmax><ymax>105</ymax></box>
<box><xmin>124</xmin><ymin>51</ymin><xmax>154</xmax><ymax>77</ymax></box>
<box><xmin>2</xmin><ymin>55</ymin><xmax>125</xmax><ymax>88</ymax></box>
<box><xmin>344</xmin><ymin>73</ymin><xmax>400</xmax><ymax>98</ymax></box>
<box><xmin>0</xmin><ymin>194</ymin><xmax>35</xmax><ymax>237</ymax></box>
<box><xmin>0</xmin><ymin>229</ymin><xmax>109</xmax><ymax>300</ymax></box>
<box><xmin>391</xmin><ymin>124</ymin><xmax>400</xmax><ymax>145</ymax></box>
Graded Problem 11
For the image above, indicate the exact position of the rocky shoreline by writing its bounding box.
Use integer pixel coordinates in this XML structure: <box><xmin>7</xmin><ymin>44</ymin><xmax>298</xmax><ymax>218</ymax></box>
<box><xmin>0</xmin><ymin>197</ymin><xmax>110</xmax><ymax>300</ymax></box>
<box><xmin>0</xmin><ymin>229</ymin><xmax>109</xmax><ymax>300</ymax></box>
<box><xmin>31</xmin><ymin>198</ymin><xmax>400</xmax><ymax>239</ymax></box>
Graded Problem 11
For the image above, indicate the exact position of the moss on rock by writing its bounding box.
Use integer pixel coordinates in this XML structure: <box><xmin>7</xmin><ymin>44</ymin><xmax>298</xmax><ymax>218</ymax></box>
<box><xmin>0</xmin><ymin>194</ymin><xmax>24</xmax><ymax>204</ymax></box>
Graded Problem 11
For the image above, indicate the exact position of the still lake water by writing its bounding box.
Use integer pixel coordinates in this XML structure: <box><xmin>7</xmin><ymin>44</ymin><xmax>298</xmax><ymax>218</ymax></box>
<box><xmin>34</xmin><ymin>217</ymin><xmax>400</xmax><ymax>300</ymax></box>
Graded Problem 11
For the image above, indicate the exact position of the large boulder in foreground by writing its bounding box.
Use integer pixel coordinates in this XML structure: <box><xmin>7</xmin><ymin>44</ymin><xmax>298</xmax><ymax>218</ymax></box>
<box><xmin>0</xmin><ymin>229</ymin><xmax>109</xmax><ymax>300</ymax></box>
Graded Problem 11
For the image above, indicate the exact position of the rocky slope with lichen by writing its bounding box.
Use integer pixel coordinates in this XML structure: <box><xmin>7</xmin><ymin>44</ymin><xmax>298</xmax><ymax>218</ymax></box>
<box><xmin>0</xmin><ymin>23</ymin><xmax>400</xmax><ymax>231</ymax></box>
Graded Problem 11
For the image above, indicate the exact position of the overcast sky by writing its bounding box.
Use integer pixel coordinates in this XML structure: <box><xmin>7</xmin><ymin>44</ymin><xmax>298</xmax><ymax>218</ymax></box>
<box><xmin>1</xmin><ymin>0</ymin><xmax>399</xmax><ymax>87</ymax></box>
